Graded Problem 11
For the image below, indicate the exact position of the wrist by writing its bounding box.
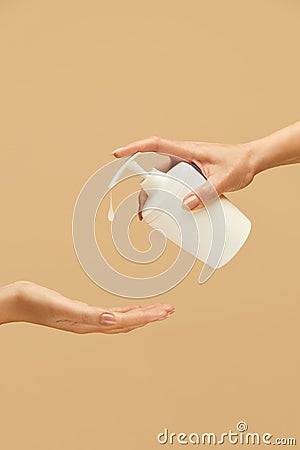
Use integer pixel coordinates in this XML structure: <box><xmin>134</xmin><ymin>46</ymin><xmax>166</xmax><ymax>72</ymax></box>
<box><xmin>0</xmin><ymin>281</ymin><xmax>32</xmax><ymax>325</ymax></box>
<box><xmin>0</xmin><ymin>283</ymin><xmax>20</xmax><ymax>325</ymax></box>
<box><xmin>243</xmin><ymin>138</ymin><xmax>268</xmax><ymax>177</ymax></box>
<box><xmin>245</xmin><ymin>122</ymin><xmax>300</xmax><ymax>176</ymax></box>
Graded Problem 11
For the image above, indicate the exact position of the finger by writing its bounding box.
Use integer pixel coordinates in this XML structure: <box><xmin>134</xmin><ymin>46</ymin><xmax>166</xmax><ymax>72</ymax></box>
<box><xmin>89</xmin><ymin>303</ymin><xmax>174</xmax><ymax>328</ymax></box>
<box><xmin>103</xmin><ymin>323</ymin><xmax>151</xmax><ymax>334</ymax></box>
<box><xmin>160</xmin><ymin>303</ymin><xmax>175</xmax><ymax>314</ymax></box>
<box><xmin>88</xmin><ymin>308</ymin><xmax>173</xmax><ymax>334</ymax></box>
<box><xmin>183</xmin><ymin>176</ymin><xmax>222</xmax><ymax>210</ymax></box>
<box><xmin>99</xmin><ymin>303</ymin><xmax>174</xmax><ymax>329</ymax></box>
<box><xmin>104</xmin><ymin>326</ymin><xmax>137</xmax><ymax>334</ymax></box>
<box><xmin>139</xmin><ymin>302</ymin><xmax>175</xmax><ymax>315</ymax></box>
<box><xmin>109</xmin><ymin>304</ymin><xmax>142</xmax><ymax>313</ymax></box>
<box><xmin>104</xmin><ymin>319</ymin><xmax>167</xmax><ymax>334</ymax></box>
<box><xmin>113</xmin><ymin>303</ymin><xmax>172</xmax><ymax>329</ymax></box>
<box><xmin>73</xmin><ymin>307</ymin><xmax>173</xmax><ymax>334</ymax></box>
<box><xmin>109</xmin><ymin>302</ymin><xmax>174</xmax><ymax>314</ymax></box>
<box><xmin>113</xmin><ymin>136</ymin><xmax>194</xmax><ymax>160</ymax></box>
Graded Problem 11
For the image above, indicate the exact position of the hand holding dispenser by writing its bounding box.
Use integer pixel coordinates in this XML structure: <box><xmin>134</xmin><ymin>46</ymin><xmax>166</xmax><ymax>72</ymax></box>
<box><xmin>108</xmin><ymin>152</ymin><xmax>251</xmax><ymax>282</ymax></box>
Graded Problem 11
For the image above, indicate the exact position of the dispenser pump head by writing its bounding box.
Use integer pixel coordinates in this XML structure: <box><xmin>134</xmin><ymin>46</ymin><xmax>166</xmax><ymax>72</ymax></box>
<box><xmin>108</xmin><ymin>153</ymin><xmax>146</xmax><ymax>189</ymax></box>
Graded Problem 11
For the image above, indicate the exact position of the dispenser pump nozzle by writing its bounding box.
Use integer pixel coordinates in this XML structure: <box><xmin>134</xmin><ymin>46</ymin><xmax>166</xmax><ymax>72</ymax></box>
<box><xmin>128</xmin><ymin>160</ymin><xmax>146</xmax><ymax>176</ymax></box>
<box><xmin>108</xmin><ymin>153</ymin><xmax>146</xmax><ymax>189</ymax></box>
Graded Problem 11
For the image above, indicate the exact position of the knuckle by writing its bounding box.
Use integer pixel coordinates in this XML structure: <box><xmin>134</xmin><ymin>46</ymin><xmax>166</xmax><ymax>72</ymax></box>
<box><xmin>11</xmin><ymin>280</ymin><xmax>35</xmax><ymax>301</ymax></box>
<box><xmin>189</xmin><ymin>143</ymin><xmax>199</xmax><ymax>162</ymax></box>
<box><xmin>158</xmin><ymin>309</ymin><xmax>167</xmax><ymax>319</ymax></box>
<box><xmin>150</xmin><ymin>135</ymin><xmax>161</xmax><ymax>151</ymax></box>
<box><xmin>140</xmin><ymin>309</ymin><xmax>148</xmax><ymax>323</ymax></box>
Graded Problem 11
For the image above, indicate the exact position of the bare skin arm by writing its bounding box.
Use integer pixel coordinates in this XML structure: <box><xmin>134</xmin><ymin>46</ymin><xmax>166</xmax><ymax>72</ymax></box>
<box><xmin>0</xmin><ymin>281</ymin><xmax>174</xmax><ymax>334</ymax></box>
<box><xmin>113</xmin><ymin>121</ymin><xmax>300</xmax><ymax>209</ymax></box>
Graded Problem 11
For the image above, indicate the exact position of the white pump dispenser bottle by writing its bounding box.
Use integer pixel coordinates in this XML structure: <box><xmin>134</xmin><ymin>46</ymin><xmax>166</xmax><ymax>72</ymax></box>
<box><xmin>108</xmin><ymin>153</ymin><xmax>251</xmax><ymax>273</ymax></box>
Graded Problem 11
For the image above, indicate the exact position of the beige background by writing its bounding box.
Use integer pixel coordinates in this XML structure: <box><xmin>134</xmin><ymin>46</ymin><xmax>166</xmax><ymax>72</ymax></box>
<box><xmin>0</xmin><ymin>1</ymin><xmax>299</xmax><ymax>449</ymax></box>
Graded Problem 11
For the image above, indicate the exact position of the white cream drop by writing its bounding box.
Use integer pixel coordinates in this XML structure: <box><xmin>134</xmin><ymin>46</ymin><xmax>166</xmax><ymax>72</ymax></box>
<box><xmin>108</xmin><ymin>191</ymin><xmax>114</xmax><ymax>222</ymax></box>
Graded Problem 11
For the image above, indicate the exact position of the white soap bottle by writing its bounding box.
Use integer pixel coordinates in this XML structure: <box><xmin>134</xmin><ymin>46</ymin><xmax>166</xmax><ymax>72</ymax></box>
<box><xmin>140</xmin><ymin>161</ymin><xmax>251</xmax><ymax>269</ymax></box>
<box><xmin>108</xmin><ymin>153</ymin><xmax>251</xmax><ymax>278</ymax></box>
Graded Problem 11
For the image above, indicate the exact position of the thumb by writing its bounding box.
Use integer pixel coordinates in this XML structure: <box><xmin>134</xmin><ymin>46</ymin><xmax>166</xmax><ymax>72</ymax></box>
<box><xmin>72</xmin><ymin>302</ymin><xmax>116</xmax><ymax>327</ymax></box>
<box><xmin>183</xmin><ymin>175</ymin><xmax>222</xmax><ymax>210</ymax></box>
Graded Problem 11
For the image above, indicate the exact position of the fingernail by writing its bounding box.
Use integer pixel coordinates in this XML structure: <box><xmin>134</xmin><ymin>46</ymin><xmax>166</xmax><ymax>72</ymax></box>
<box><xmin>112</xmin><ymin>147</ymin><xmax>124</xmax><ymax>156</ymax></box>
<box><xmin>183</xmin><ymin>194</ymin><xmax>198</xmax><ymax>210</ymax></box>
<box><xmin>162</xmin><ymin>304</ymin><xmax>175</xmax><ymax>313</ymax></box>
<box><xmin>100</xmin><ymin>313</ymin><xmax>116</xmax><ymax>325</ymax></box>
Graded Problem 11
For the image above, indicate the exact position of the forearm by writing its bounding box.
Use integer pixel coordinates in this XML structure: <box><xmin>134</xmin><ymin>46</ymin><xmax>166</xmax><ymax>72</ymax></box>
<box><xmin>0</xmin><ymin>281</ymin><xmax>82</xmax><ymax>327</ymax></box>
<box><xmin>250</xmin><ymin>121</ymin><xmax>300</xmax><ymax>175</ymax></box>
